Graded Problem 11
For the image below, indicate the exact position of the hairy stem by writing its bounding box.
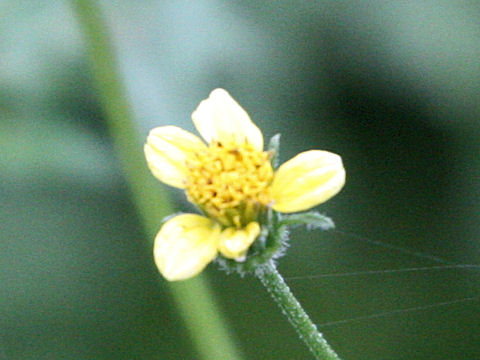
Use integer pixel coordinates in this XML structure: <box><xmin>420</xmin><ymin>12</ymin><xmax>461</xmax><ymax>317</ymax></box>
<box><xmin>256</xmin><ymin>261</ymin><xmax>341</xmax><ymax>360</ymax></box>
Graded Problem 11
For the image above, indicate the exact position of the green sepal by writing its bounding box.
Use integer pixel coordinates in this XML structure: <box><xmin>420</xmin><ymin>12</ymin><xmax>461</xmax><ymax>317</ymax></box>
<box><xmin>215</xmin><ymin>210</ymin><xmax>334</xmax><ymax>276</ymax></box>
<box><xmin>215</xmin><ymin>208</ymin><xmax>289</xmax><ymax>276</ymax></box>
<box><xmin>267</xmin><ymin>133</ymin><xmax>281</xmax><ymax>169</ymax></box>
<box><xmin>279</xmin><ymin>211</ymin><xmax>335</xmax><ymax>230</ymax></box>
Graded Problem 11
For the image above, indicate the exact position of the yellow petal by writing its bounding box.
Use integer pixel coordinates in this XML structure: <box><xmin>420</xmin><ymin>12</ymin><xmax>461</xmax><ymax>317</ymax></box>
<box><xmin>271</xmin><ymin>150</ymin><xmax>346</xmax><ymax>213</ymax></box>
<box><xmin>218</xmin><ymin>222</ymin><xmax>261</xmax><ymax>259</ymax></box>
<box><xmin>191</xmin><ymin>88</ymin><xmax>264</xmax><ymax>151</ymax></box>
<box><xmin>153</xmin><ymin>214</ymin><xmax>221</xmax><ymax>281</ymax></box>
<box><xmin>144</xmin><ymin>126</ymin><xmax>206</xmax><ymax>188</ymax></box>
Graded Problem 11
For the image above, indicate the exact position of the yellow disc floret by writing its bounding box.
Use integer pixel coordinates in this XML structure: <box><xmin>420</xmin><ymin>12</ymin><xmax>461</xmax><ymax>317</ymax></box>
<box><xmin>185</xmin><ymin>141</ymin><xmax>273</xmax><ymax>227</ymax></box>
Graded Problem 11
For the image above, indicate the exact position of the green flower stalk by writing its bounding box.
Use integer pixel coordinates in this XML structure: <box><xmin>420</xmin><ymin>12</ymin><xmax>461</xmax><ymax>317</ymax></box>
<box><xmin>145</xmin><ymin>89</ymin><xmax>346</xmax><ymax>359</ymax></box>
<box><xmin>257</xmin><ymin>262</ymin><xmax>341</xmax><ymax>360</ymax></box>
<box><xmin>71</xmin><ymin>2</ymin><xmax>244</xmax><ymax>359</ymax></box>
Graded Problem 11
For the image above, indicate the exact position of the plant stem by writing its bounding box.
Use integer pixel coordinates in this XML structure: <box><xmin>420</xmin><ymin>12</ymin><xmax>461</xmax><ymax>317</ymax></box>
<box><xmin>256</xmin><ymin>261</ymin><xmax>341</xmax><ymax>360</ymax></box>
<box><xmin>71</xmin><ymin>1</ymin><xmax>244</xmax><ymax>359</ymax></box>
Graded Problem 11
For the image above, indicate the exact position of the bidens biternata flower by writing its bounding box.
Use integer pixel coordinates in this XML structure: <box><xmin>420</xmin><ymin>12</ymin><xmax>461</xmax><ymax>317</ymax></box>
<box><xmin>144</xmin><ymin>89</ymin><xmax>345</xmax><ymax>281</ymax></box>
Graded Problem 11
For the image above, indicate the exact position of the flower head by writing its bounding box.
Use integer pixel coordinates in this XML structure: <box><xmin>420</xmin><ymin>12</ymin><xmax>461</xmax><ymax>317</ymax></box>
<box><xmin>145</xmin><ymin>89</ymin><xmax>345</xmax><ymax>281</ymax></box>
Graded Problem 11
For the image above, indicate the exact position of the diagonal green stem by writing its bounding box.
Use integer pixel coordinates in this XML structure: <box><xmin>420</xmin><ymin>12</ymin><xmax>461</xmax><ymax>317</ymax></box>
<box><xmin>256</xmin><ymin>261</ymin><xmax>342</xmax><ymax>360</ymax></box>
<box><xmin>70</xmin><ymin>1</ymin><xmax>244</xmax><ymax>359</ymax></box>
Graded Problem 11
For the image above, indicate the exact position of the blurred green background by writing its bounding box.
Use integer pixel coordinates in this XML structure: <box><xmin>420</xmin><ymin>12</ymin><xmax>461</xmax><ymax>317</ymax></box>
<box><xmin>1</xmin><ymin>1</ymin><xmax>480</xmax><ymax>359</ymax></box>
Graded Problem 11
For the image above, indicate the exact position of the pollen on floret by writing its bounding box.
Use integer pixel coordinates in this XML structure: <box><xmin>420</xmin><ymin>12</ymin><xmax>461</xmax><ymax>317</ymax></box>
<box><xmin>185</xmin><ymin>140</ymin><xmax>273</xmax><ymax>227</ymax></box>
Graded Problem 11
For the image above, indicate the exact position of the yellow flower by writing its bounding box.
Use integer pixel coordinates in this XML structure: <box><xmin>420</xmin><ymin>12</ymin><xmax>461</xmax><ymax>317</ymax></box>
<box><xmin>145</xmin><ymin>89</ymin><xmax>345</xmax><ymax>281</ymax></box>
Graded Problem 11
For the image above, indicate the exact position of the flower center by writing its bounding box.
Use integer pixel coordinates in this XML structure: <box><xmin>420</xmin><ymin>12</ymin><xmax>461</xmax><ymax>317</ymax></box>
<box><xmin>185</xmin><ymin>141</ymin><xmax>273</xmax><ymax>227</ymax></box>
